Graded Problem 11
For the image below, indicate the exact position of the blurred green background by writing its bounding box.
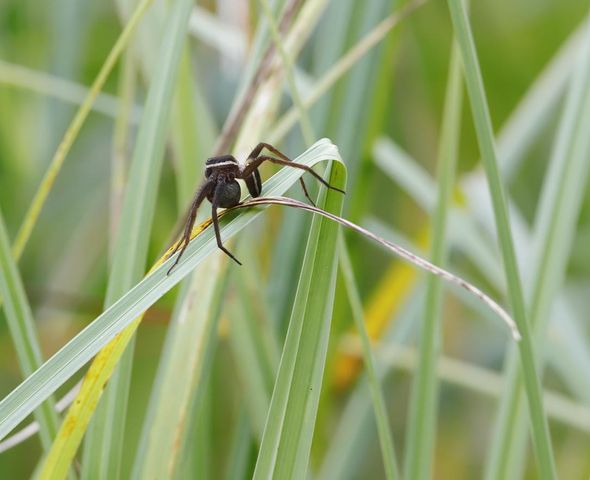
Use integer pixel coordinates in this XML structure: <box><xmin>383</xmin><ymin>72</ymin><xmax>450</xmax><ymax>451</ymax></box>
<box><xmin>1</xmin><ymin>0</ymin><xmax>589</xmax><ymax>478</ymax></box>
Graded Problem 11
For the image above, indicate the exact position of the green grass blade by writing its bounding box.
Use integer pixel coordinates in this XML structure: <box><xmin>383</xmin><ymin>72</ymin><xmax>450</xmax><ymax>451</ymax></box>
<box><xmin>0</xmin><ymin>209</ymin><xmax>59</xmax><ymax>451</ymax></box>
<box><xmin>403</xmin><ymin>41</ymin><xmax>462</xmax><ymax>480</ymax></box>
<box><xmin>0</xmin><ymin>139</ymin><xmax>341</xmax><ymax>445</ymax></box>
<box><xmin>129</xmin><ymin>38</ymin><xmax>217</xmax><ymax>480</ymax></box>
<box><xmin>131</xmin><ymin>256</ymin><xmax>226</xmax><ymax>479</ymax></box>
<box><xmin>486</xmin><ymin>11</ymin><xmax>590</xmax><ymax>479</ymax></box>
<box><xmin>110</xmin><ymin>52</ymin><xmax>135</xmax><ymax>254</ymax></box>
<box><xmin>318</xmin><ymin>292</ymin><xmax>421</xmax><ymax>480</ymax></box>
<box><xmin>253</xmin><ymin>161</ymin><xmax>346</xmax><ymax>480</ymax></box>
<box><xmin>330</xmin><ymin>0</ymin><xmax>390</xmax><ymax>188</ymax></box>
<box><xmin>225</xmin><ymin>410</ymin><xmax>253</xmax><ymax>480</ymax></box>
<box><xmin>446</xmin><ymin>1</ymin><xmax>557</xmax><ymax>478</ymax></box>
<box><xmin>339</xmin><ymin>236</ymin><xmax>399</xmax><ymax>480</ymax></box>
<box><xmin>308</xmin><ymin>0</ymin><xmax>355</xmax><ymax>133</ymax></box>
<box><xmin>348</xmin><ymin>0</ymin><xmax>406</xmax><ymax>223</ymax></box>
<box><xmin>0</xmin><ymin>3</ymin><xmax>152</xmax><ymax>412</ymax></box>
<box><xmin>259</xmin><ymin>0</ymin><xmax>315</xmax><ymax>144</ymax></box>
<box><xmin>81</xmin><ymin>0</ymin><xmax>195</xmax><ymax>477</ymax></box>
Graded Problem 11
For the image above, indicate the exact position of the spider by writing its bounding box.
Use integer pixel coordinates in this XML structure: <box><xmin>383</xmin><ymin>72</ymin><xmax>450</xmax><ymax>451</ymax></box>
<box><xmin>166</xmin><ymin>142</ymin><xmax>345</xmax><ymax>274</ymax></box>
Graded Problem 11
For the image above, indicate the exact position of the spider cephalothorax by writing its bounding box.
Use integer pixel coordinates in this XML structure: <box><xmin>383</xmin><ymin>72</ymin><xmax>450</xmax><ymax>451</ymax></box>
<box><xmin>167</xmin><ymin>142</ymin><xmax>344</xmax><ymax>274</ymax></box>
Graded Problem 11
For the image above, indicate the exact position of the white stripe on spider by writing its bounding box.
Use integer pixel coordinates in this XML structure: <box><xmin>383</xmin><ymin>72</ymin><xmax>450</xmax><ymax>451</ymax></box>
<box><xmin>207</xmin><ymin>160</ymin><xmax>239</xmax><ymax>168</ymax></box>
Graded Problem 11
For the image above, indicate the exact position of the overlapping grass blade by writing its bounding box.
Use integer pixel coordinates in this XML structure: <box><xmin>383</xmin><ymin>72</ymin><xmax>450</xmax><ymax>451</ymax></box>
<box><xmin>345</xmin><ymin>341</ymin><xmax>590</xmax><ymax>432</ymax></box>
<box><xmin>225</xmin><ymin>410</ymin><xmax>254</xmax><ymax>480</ymax></box>
<box><xmin>128</xmin><ymin>41</ymin><xmax>218</xmax><ymax>480</ymax></box>
<box><xmin>109</xmin><ymin>51</ymin><xmax>136</xmax><ymax>251</ymax></box>
<box><xmin>129</xmin><ymin>2</ymin><xmax>331</xmax><ymax>476</ymax></box>
<box><xmin>269</xmin><ymin>1</ymin><xmax>422</xmax><ymax>145</ymax></box>
<box><xmin>248</xmin><ymin>7</ymin><xmax>350</xmax><ymax>465</ymax></box>
<box><xmin>446</xmin><ymin>0</ymin><xmax>556</xmax><ymax>477</ymax></box>
<box><xmin>339</xmin><ymin>238</ymin><xmax>399</xmax><ymax>480</ymax></box>
<box><xmin>253</xmin><ymin>162</ymin><xmax>347</xmax><ymax>480</ymax></box>
<box><xmin>40</xmin><ymin>142</ymin><xmax>340</xmax><ymax>477</ymax></box>
<box><xmin>170</xmin><ymin>49</ymin><xmax>216</xmax><ymax>207</ymax></box>
<box><xmin>228</xmin><ymin>265</ymin><xmax>279</xmax><ymax>442</ymax></box>
<box><xmin>485</xmin><ymin>10</ymin><xmax>590</xmax><ymax>479</ymax></box>
<box><xmin>80</xmin><ymin>0</ymin><xmax>195</xmax><ymax>477</ymax></box>
<box><xmin>373</xmin><ymin>138</ymin><xmax>590</xmax><ymax>408</ymax></box>
<box><xmin>0</xmin><ymin>3</ymin><xmax>153</xmax><ymax>461</ymax></box>
<box><xmin>403</xmin><ymin>41</ymin><xmax>462</xmax><ymax>479</ymax></box>
<box><xmin>130</xmin><ymin>255</ymin><xmax>226</xmax><ymax>479</ymax></box>
<box><xmin>262</xmin><ymin>4</ymin><xmax>400</xmax><ymax>474</ymax></box>
<box><xmin>0</xmin><ymin>139</ymin><xmax>341</xmax><ymax>448</ymax></box>
<box><xmin>318</xmin><ymin>292</ymin><xmax>422</xmax><ymax>480</ymax></box>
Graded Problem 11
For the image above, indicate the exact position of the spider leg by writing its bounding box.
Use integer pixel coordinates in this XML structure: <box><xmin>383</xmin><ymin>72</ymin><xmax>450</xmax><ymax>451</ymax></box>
<box><xmin>212</xmin><ymin>184</ymin><xmax>242</xmax><ymax>265</ymax></box>
<box><xmin>243</xmin><ymin>166</ymin><xmax>262</xmax><ymax>198</ymax></box>
<box><xmin>167</xmin><ymin>180</ymin><xmax>214</xmax><ymax>275</ymax></box>
<box><xmin>244</xmin><ymin>143</ymin><xmax>318</xmax><ymax>205</ymax></box>
<box><xmin>242</xmin><ymin>154</ymin><xmax>345</xmax><ymax>195</ymax></box>
<box><xmin>297</xmin><ymin>177</ymin><xmax>316</xmax><ymax>207</ymax></box>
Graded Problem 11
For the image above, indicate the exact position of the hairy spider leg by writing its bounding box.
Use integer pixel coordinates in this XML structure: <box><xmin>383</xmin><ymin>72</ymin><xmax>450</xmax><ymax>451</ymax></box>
<box><xmin>211</xmin><ymin>183</ymin><xmax>242</xmax><ymax>265</ymax></box>
<box><xmin>167</xmin><ymin>181</ymin><xmax>214</xmax><ymax>275</ymax></box>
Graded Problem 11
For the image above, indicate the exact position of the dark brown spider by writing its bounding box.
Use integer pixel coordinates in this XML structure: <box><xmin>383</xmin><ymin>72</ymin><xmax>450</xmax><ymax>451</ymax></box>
<box><xmin>166</xmin><ymin>142</ymin><xmax>344</xmax><ymax>274</ymax></box>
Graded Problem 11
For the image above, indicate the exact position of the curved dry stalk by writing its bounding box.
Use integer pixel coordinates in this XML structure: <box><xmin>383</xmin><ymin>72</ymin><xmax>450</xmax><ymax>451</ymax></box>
<box><xmin>235</xmin><ymin>196</ymin><xmax>521</xmax><ymax>340</ymax></box>
<box><xmin>0</xmin><ymin>191</ymin><xmax>519</xmax><ymax>455</ymax></box>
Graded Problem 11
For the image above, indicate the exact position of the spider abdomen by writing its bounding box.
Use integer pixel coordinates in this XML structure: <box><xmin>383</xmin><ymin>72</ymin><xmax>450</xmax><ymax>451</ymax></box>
<box><xmin>213</xmin><ymin>180</ymin><xmax>241</xmax><ymax>208</ymax></box>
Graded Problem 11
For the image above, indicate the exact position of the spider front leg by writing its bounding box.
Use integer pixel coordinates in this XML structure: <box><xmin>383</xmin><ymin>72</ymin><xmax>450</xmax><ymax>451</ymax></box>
<box><xmin>243</xmin><ymin>143</ymin><xmax>324</xmax><ymax>205</ymax></box>
<box><xmin>242</xmin><ymin>153</ymin><xmax>345</xmax><ymax>199</ymax></box>
<box><xmin>211</xmin><ymin>183</ymin><xmax>242</xmax><ymax>265</ymax></box>
<box><xmin>167</xmin><ymin>181</ymin><xmax>214</xmax><ymax>275</ymax></box>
